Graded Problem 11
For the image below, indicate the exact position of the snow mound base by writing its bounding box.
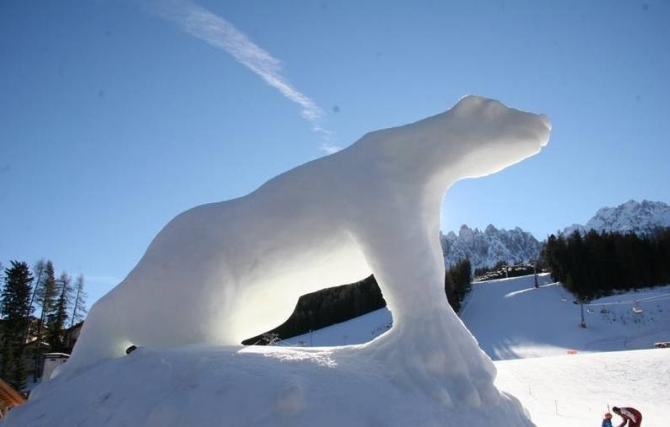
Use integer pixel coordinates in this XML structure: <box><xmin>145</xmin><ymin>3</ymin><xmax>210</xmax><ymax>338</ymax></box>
<box><xmin>6</xmin><ymin>345</ymin><xmax>534</xmax><ymax>427</ymax></box>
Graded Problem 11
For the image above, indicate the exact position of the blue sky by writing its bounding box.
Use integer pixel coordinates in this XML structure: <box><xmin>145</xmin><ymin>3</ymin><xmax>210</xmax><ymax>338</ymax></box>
<box><xmin>2</xmin><ymin>0</ymin><xmax>669</xmax><ymax>307</ymax></box>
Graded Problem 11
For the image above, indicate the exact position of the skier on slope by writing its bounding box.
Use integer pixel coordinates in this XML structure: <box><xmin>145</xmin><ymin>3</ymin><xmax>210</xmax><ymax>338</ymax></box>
<box><xmin>602</xmin><ymin>412</ymin><xmax>613</xmax><ymax>427</ymax></box>
<box><xmin>612</xmin><ymin>406</ymin><xmax>642</xmax><ymax>427</ymax></box>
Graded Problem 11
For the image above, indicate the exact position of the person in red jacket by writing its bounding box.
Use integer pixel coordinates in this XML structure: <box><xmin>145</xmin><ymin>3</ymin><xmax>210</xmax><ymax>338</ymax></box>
<box><xmin>612</xmin><ymin>406</ymin><xmax>642</xmax><ymax>427</ymax></box>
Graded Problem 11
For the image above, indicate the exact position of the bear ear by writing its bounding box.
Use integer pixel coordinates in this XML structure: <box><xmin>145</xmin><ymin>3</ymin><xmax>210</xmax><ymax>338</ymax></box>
<box><xmin>455</xmin><ymin>95</ymin><xmax>484</xmax><ymax>109</ymax></box>
<box><xmin>451</xmin><ymin>95</ymin><xmax>491</xmax><ymax>117</ymax></box>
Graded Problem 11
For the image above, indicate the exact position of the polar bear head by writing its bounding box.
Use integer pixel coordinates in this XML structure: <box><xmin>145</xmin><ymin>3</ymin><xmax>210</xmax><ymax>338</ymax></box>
<box><xmin>357</xmin><ymin>95</ymin><xmax>551</xmax><ymax>188</ymax></box>
<box><xmin>442</xmin><ymin>95</ymin><xmax>551</xmax><ymax>181</ymax></box>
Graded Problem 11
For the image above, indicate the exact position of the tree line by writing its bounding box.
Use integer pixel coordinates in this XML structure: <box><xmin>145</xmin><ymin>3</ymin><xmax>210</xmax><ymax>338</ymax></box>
<box><xmin>445</xmin><ymin>258</ymin><xmax>473</xmax><ymax>313</ymax></box>
<box><xmin>542</xmin><ymin>228</ymin><xmax>670</xmax><ymax>299</ymax></box>
<box><xmin>245</xmin><ymin>260</ymin><xmax>474</xmax><ymax>345</ymax></box>
<box><xmin>244</xmin><ymin>275</ymin><xmax>386</xmax><ymax>344</ymax></box>
<box><xmin>0</xmin><ymin>259</ymin><xmax>87</xmax><ymax>391</ymax></box>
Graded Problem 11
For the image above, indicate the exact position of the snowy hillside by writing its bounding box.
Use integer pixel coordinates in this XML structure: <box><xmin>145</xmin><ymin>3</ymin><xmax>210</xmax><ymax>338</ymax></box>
<box><xmin>563</xmin><ymin>199</ymin><xmax>670</xmax><ymax>236</ymax></box>
<box><xmin>282</xmin><ymin>274</ymin><xmax>670</xmax><ymax>426</ymax></box>
<box><xmin>496</xmin><ymin>349</ymin><xmax>667</xmax><ymax>427</ymax></box>
<box><xmin>461</xmin><ymin>274</ymin><xmax>670</xmax><ymax>359</ymax></box>
<box><xmin>440</xmin><ymin>224</ymin><xmax>541</xmax><ymax>270</ymax></box>
<box><xmin>284</xmin><ymin>274</ymin><xmax>670</xmax><ymax>360</ymax></box>
<box><xmin>5</xmin><ymin>274</ymin><xmax>668</xmax><ymax>427</ymax></box>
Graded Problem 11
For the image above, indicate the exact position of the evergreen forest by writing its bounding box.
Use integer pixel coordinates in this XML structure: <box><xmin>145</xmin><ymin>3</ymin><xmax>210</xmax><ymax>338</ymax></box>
<box><xmin>0</xmin><ymin>259</ymin><xmax>87</xmax><ymax>391</ymax></box>
<box><xmin>543</xmin><ymin>228</ymin><xmax>670</xmax><ymax>299</ymax></box>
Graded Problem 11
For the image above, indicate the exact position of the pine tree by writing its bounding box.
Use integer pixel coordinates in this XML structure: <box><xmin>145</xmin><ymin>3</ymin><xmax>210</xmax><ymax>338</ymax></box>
<box><xmin>35</xmin><ymin>261</ymin><xmax>57</xmax><ymax>322</ymax></box>
<box><xmin>24</xmin><ymin>260</ymin><xmax>47</xmax><ymax>343</ymax></box>
<box><xmin>0</xmin><ymin>341</ymin><xmax>14</xmax><ymax>384</ymax></box>
<box><xmin>1</xmin><ymin>261</ymin><xmax>34</xmax><ymax>390</ymax></box>
<box><xmin>45</xmin><ymin>272</ymin><xmax>72</xmax><ymax>353</ymax></box>
<box><xmin>28</xmin><ymin>260</ymin><xmax>46</xmax><ymax>317</ymax></box>
<box><xmin>445</xmin><ymin>258</ymin><xmax>472</xmax><ymax>313</ymax></box>
<box><xmin>445</xmin><ymin>270</ymin><xmax>460</xmax><ymax>312</ymax></box>
<box><xmin>34</xmin><ymin>261</ymin><xmax>57</xmax><ymax>346</ymax></box>
<box><xmin>70</xmin><ymin>274</ymin><xmax>87</xmax><ymax>328</ymax></box>
<box><xmin>1</xmin><ymin>261</ymin><xmax>34</xmax><ymax>326</ymax></box>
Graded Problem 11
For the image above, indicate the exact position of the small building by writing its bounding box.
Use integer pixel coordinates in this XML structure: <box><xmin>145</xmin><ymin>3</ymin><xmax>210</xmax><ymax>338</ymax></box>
<box><xmin>41</xmin><ymin>353</ymin><xmax>70</xmax><ymax>381</ymax></box>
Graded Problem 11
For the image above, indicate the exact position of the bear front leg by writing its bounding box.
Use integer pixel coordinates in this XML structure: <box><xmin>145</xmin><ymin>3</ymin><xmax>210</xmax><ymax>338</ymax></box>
<box><xmin>354</xmin><ymin>224</ymin><xmax>499</xmax><ymax>407</ymax></box>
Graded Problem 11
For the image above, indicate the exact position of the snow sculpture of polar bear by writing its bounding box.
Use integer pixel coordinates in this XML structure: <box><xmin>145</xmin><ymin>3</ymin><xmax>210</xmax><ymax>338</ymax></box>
<box><xmin>64</xmin><ymin>96</ymin><xmax>550</xmax><ymax>405</ymax></box>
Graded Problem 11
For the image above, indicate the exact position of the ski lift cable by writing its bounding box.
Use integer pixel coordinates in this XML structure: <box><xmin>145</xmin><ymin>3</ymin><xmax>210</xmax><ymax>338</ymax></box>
<box><xmin>585</xmin><ymin>291</ymin><xmax>670</xmax><ymax>307</ymax></box>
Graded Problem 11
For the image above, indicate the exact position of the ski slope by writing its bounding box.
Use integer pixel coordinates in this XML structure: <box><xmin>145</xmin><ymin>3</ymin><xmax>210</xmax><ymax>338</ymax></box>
<box><xmin>496</xmin><ymin>349</ymin><xmax>668</xmax><ymax>427</ymax></box>
<box><xmin>279</xmin><ymin>273</ymin><xmax>670</xmax><ymax>426</ymax></box>
<box><xmin>4</xmin><ymin>275</ymin><xmax>669</xmax><ymax>426</ymax></box>
<box><xmin>462</xmin><ymin>274</ymin><xmax>670</xmax><ymax>359</ymax></box>
<box><xmin>284</xmin><ymin>273</ymin><xmax>670</xmax><ymax>360</ymax></box>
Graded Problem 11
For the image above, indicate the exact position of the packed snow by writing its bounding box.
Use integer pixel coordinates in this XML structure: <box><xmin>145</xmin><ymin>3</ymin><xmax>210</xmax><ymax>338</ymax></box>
<box><xmin>496</xmin><ymin>349</ymin><xmax>667</xmax><ymax>427</ymax></box>
<box><xmin>253</xmin><ymin>274</ymin><xmax>670</xmax><ymax>427</ymax></box>
<box><xmin>40</xmin><ymin>95</ymin><xmax>550</xmax><ymax>426</ymax></box>
<box><xmin>4</xmin><ymin>274</ymin><xmax>668</xmax><ymax>426</ymax></box>
<box><xmin>462</xmin><ymin>274</ymin><xmax>670</xmax><ymax>359</ymax></box>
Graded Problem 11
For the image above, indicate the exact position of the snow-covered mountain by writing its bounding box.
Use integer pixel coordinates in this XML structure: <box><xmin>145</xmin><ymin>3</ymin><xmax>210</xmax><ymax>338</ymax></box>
<box><xmin>440</xmin><ymin>224</ymin><xmax>541</xmax><ymax>270</ymax></box>
<box><xmin>563</xmin><ymin>199</ymin><xmax>670</xmax><ymax>236</ymax></box>
<box><xmin>441</xmin><ymin>200</ymin><xmax>670</xmax><ymax>271</ymax></box>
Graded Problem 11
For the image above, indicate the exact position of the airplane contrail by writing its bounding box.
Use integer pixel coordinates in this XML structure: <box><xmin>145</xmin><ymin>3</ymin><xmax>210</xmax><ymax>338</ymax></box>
<box><xmin>150</xmin><ymin>0</ymin><xmax>334</xmax><ymax>138</ymax></box>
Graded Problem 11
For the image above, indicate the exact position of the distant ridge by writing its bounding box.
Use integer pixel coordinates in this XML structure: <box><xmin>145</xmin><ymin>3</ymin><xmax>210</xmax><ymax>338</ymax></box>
<box><xmin>439</xmin><ymin>200</ymin><xmax>670</xmax><ymax>271</ymax></box>
<box><xmin>440</xmin><ymin>225</ymin><xmax>541</xmax><ymax>271</ymax></box>
<box><xmin>562</xmin><ymin>200</ymin><xmax>670</xmax><ymax>236</ymax></box>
